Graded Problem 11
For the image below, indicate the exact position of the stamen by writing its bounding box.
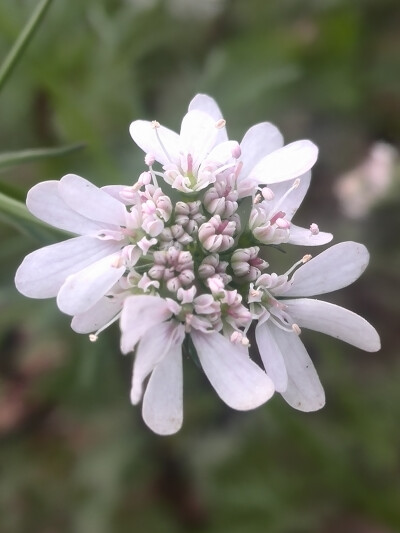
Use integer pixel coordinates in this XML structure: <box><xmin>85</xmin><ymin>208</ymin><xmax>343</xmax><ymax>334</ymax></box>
<box><xmin>292</xmin><ymin>323</ymin><xmax>302</xmax><ymax>335</ymax></box>
<box><xmin>234</xmin><ymin>160</ymin><xmax>243</xmax><ymax>179</ymax></box>
<box><xmin>214</xmin><ymin>160</ymin><xmax>237</xmax><ymax>177</ymax></box>
<box><xmin>89</xmin><ymin>312</ymin><xmax>123</xmax><ymax>344</ymax></box>
<box><xmin>152</xmin><ymin>120</ymin><xmax>173</xmax><ymax>163</ymax></box>
<box><xmin>149</xmin><ymin>165</ymin><xmax>159</xmax><ymax>187</ymax></box>
<box><xmin>269</xmin><ymin>315</ymin><xmax>295</xmax><ymax>333</ymax></box>
<box><xmin>271</xmin><ymin>178</ymin><xmax>301</xmax><ymax>214</ymax></box>
<box><xmin>215</xmin><ymin>119</ymin><xmax>226</xmax><ymax>129</ymax></box>
<box><xmin>284</xmin><ymin>255</ymin><xmax>312</xmax><ymax>277</ymax></box>
<box><xmin>310</xmin><ymin>223</ymin><xmax>319</xmax><ymax>235</ymax></box>
<box><xmin>254</xmin><ymin>193</ymin><xmax>262</xmax><ymax>204</ymax></box>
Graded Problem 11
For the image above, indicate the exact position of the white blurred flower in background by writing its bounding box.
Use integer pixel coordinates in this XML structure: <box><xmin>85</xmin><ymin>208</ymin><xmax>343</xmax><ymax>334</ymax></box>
<box><xmin>334</xmin><ymin>142</ymin><xmax>397</xmax><ymax>219</ymax></box>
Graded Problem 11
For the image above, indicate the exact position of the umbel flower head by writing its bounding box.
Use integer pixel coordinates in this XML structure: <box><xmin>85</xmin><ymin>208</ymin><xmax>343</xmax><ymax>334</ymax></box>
<box><xmin>15</xmin><ymin>94</ymin><xmax>380</xmax><ymax>435</ymax></box>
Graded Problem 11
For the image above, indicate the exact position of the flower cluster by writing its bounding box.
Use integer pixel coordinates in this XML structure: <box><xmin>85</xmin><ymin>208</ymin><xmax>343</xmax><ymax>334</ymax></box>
<box><xmin>15</xmin><ymin>94</ymin><xmax>380</xmax><ymax>435</ymax></box>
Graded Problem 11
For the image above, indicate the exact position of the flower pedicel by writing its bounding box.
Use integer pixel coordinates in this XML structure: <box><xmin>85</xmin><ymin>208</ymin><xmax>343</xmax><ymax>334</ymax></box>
<box><xmin>15</xmin><ymin>94</ymin><xmax>380</xmax><ymax>434</ymax></box>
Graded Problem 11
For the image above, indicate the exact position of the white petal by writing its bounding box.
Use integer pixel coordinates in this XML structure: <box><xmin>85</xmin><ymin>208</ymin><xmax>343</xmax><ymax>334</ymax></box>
<box><xmin>191</xmin><ymin>331</ymin><xmax>275</xmax><ymax>410</ymax></box>
<box><xmin>15</xmin><ymin>236</ymin><xmax>121</xmax><ymax>298</ymax></box>
<box><xmin>255</xmin><ymin>322</ymin><xmax>288</xmax><ymax>392</ymax></box>
<box><xmin>285</xmin><ymin>241</ymin><xmax>369</xmax><ymax>297</ymax></box>
<box><xmin>71</xmin><ymin>293</ymin><xmax>125</xmax><ymax>334</ymax></box>
<box><xmin>131</xmin><ymin>321</ymin><xmax>184</xmax><ymax>404</ymax></box>
<box><xmin>201</xmin><ymin>140</ymin><xmax>238</xmax><ymax>166</ymax></box>
<box><xmin>120</xmin><ymin>295</ymin><xmax>172</xmax><ymax>354</ymax></box>
<box><xmin>59</xmin><ymin>174</ymin><xmax>127</xmax><ymax>227</ymax></box>
<box><xmin>56</xmin><ymin>253</ymin><xmax>125</xmax><ymax>315</ymax></box>
<box><xmin>101</xmin><ymin>185</ymin><xmax>132</xmax><ymax>206</ymax></box>
<box><xmin>270</xmin><ymin>325</ymin><xmax>325</xmax><ymax>412</ymax></box>
<box><xmin>129</xmin><ymin>120</ymin><xmax>180</xmax><ymax>166</ymax></box>
<box><xmin>249</xmin><ymin>140</ymin><xmax>319</xmax><ymax>185</ymax></box>
<box><xmin>142</xmin><ymin>340</ymin><xmax>184</xmax><ymax>435</ymax></box>
<box><xmin>239</xmin><ymin>122</ymin><xmax>284</xmax><ymax>181</ymax></box>
<box><xmin>288</xmin><ymin>225</ymin><xmax>333</xmax><ymax>246</ymax></box>
<box><xmin>188</xmin><ymin>94</ymin><xmax>228</xmax><ymax>144</ymax></box>
<box><xmin>188</xmin><ymin>94</ymin><xmax>224</xmax><ymax>121</ymax></box>
<box><xmin>180</xmin><ymin>110</ymin><xmax>220</xmax><ymax>169</ymax></box>
<box><xmin>283</xmin><ymin>298</ymin><xmax>381</xmax><ymax>352</ymax></box>
<box><xmin>268</xmin><ymin>172</ymin><xmax>311</xmax><ymax>221</ymax></box>
<box><xmin>27</xmin><ymin>181</ymin><xmax>104</xmax><ymax>234</ymax></box>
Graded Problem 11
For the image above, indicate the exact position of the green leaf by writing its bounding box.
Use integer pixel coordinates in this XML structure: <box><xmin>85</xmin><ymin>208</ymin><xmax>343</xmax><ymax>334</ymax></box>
<box><xmin>0</xmin><ymin>191</ymin><xmax>68</xmax><ymax>243</ymax></box>
<box><xmin>0</xmin><ymin>0</ymin><xmax>54</xmax><ymax>93</ymax></box>
<box><xmin>0</xmin><ymin>143</ymin><xmax>86</xmax><ymax>172</ymax></box>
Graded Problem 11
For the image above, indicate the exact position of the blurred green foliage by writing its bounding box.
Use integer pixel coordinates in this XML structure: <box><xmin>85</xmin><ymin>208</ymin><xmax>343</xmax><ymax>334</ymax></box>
<box><xmin>0</xmin><ymin>0</ymin><xmax>399</xmax><ymax>532</ymax></box>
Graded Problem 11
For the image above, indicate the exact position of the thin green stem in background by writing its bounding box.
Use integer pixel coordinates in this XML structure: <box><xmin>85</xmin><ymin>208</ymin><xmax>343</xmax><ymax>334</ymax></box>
<box><xmin>0</xmin><ymin>143</ymin><xmax>86</xmax><ymax>171</ymax></box>
<box><xmin>0</xmin><ymin>0</ymin><xmax>54</xmax><ymax>94</ymax></box>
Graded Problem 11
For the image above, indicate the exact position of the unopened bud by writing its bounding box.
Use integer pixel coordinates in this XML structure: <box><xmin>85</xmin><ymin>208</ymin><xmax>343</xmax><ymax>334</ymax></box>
<box><xmin>262</xmin><ymin>187</ymin><xmax>275</xmax><ymax>201</ymax></box>
<box><xmin>145</xmin><ymin>153</ymin><xmax>155</xmax><ymax>166</ymax></box>
<box><xmin>231</xmin><ymin>143</ymin><xmax>241</xmax><ymax>159</ymax></box>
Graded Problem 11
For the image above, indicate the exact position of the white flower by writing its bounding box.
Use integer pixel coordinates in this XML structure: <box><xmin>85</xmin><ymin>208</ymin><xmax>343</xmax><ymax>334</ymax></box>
<box><xmin>130</xmin><ymin>94</ymin><xmax>319</xmax><ymax>195</ymax></box>
<box><xmin>253</xmin><ymin>242</ymin><xmax>381</xmax><ymax>411</ymax></box>
<box><xmin>120</xmin><ymin>295</ymin><xmax>274</xmax><ymax>435</ymax></box>
<box><xmin>14</xmin><ymin>93</ymin><xmax>381</xmax><ymax>435</ymax></box>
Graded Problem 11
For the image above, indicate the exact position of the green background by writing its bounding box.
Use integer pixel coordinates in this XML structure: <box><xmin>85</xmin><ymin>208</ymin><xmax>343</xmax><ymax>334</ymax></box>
<box><xmin>0</xmin><ymin>1</ymin><xmax>399</xmax><ymax>532</ymax></box>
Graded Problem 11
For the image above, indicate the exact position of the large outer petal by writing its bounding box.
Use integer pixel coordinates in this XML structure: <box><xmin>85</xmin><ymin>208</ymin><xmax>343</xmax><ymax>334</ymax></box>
<box><xmin>283</xmin><ymin>298</ymin><xmax>381</xmax><ymax>352</ymax></box>
<box><xmin>15</xmin><ymin>237</ymin><xmax>121</xmax><ymax>299</ymax></box>
<box><xmin>71</xmin><ymin>293</ymin><xmax>125</xmax><ymax>334</ymax></box>
<box><xmin>130</xmin><ymin>321</ymin><xmax>184</xmax><ymax>404</ymax></box>
<box><xmin>287</xmin><ymin>225</ymin><xmax>333</xmax><ymax>246</ymax></box>
<box><xmin>270</xmin><ymin>325</ymin><xmax>325</xmax><ymax>411</ymax></box>
<box><xmin>120</xmin><ymin>295</ymin><xmax>172</xmax><ymax>354</ymax></box>
<box><xmin>284</xmin><ymin>241</ymin><xmax>369</xmax><ymax>297</ymax></box>
<box><xmin>142</xmin><ymin>333</ymin><xmax>184</xmax><ymax>435</ymax></box>
<box><xmin>255</xmin><ymin>322</ymin><xmax>288</xmax><ymax>392</ymax></box>
<box><xmin>180</xmin><ymin>110</ymin><xmax>220</xmax><ymax>169</ymax></box>
<box><xmin>56</xmin><ymin>253</ymin><xmax>125</xmax><ymax>315</ymax></box>
<box><xmin>27</xmin><ymin>181</ymin><xmax>104</xmax><ymax>234</ymax></box>
<box><xmin>188</xmin><ymin>93</ymin><xmax>228</xmax><ymax>144</ymax></box>
<box><xmin>249</xmin><ymin>140</ymin><xmax>318</xmax><ymax>185</ymax></box>
<box><xmin>191</xmin><ymin>330</ymin><xmax>274</xmax><ymax>410</ymax></box>
<box><xmin>239</xmin><ymin>122</ymin><xmax>284</xmax><ymax>181</ymax></box>
<box><xmin>59</xmin><ymin>174</ymin><xmax>127</xmax><ymax>227</ymax></box>
<box><xmin>129</xmin><ymin>120</ymin><xmax>180</xmax><ymax>166</ymax></box>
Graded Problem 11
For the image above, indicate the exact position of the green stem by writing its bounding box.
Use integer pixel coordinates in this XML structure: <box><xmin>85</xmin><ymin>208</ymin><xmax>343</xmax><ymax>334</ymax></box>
<box><xmin>0</xmin><ymin>143</ymin><xmax>85</xmax><ymax>171</ymax></box>
<box><xmin>0</xmin><ymin>0</ymin><xmax>54</xmax><ymax>93</ymax></box>
<box><xmin>0</xmin><ymin>190</ymin><xmax>50</xmax><ymax>228</ymax></box>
